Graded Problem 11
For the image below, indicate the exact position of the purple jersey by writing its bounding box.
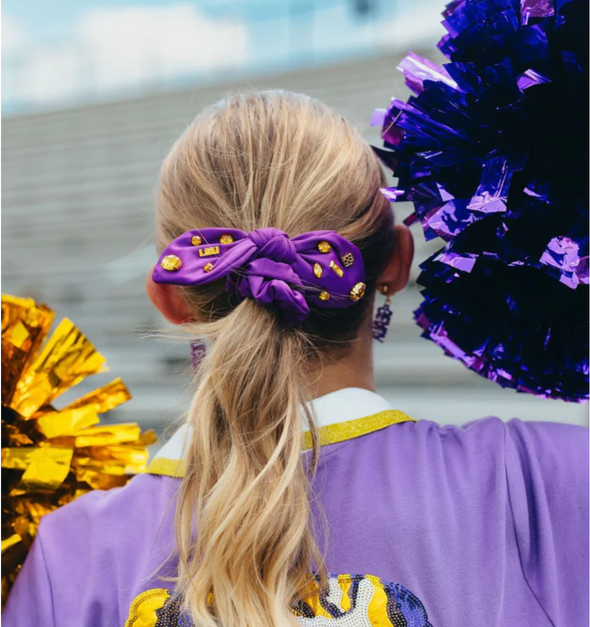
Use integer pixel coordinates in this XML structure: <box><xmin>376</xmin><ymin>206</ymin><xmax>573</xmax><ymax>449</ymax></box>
<box><xmin>3</xmin><ymin>389</ymin><xmax>588</xmax><ymax>626</ymax></box>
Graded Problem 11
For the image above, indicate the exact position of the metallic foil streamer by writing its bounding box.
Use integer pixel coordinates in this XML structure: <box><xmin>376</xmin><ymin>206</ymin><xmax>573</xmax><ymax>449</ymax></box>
<box><xmin>372</xmin><ymin>0</ymin><xmax>589</xmax><ymax>401</ymax></box>
<box><xmin>1</xmin><ymin>294</ymin><xmax>155</xmax><ymax>606</ymax></box>
<box><xmin>4</xmin><ymin>447</ymin><xmax>74</xmax><ymax>492</ymax></box>
<box><xmin>1</xmin><ymin>296</ymin><xmax>54</xmax><ymax>407</ymax></box>
<box><xmin>539</xmin><ymin>236</ymin><xmax>588</xmax><ymax>289</ymax></box>
<box><xmin>11</xmin><ymin>318</ymin><xmax>108</xmax><ymax>419</ymax></box>
<box><xmin>517</xmin><ymin>68</ymin><xmax>551</xmax><ymax>91</ymax></box>
<box><xmin>36</xmin><ymin>406</ymin><xmax>100</xmax><ymax>439</ymax></box>
<box><xmin>397</xmin><ymin>51</ymin><xmax>458</xmax><ymax>94</ymax></box>
<box><xmin>36</xmin><ymin>379</ymin><xmax>133</xmax><ymax>438</ymax></box>
<box><xmin>521</xmin><ymin>0</ymin><xmax>555</xmax><ymax>24</ymax></box>
<box><xmin>466</xmin><ymin>156</ymin><xmax>513</xmax><ymax>214</ymax></box>
<box><xmin>63</xmin><ymin>377</ymin><xmax>131</xmax><ymax>414</ymax></box>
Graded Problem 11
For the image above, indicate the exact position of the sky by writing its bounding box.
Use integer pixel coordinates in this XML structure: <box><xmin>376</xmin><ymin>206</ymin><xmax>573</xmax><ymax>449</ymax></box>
<box><xmin>4</xmin><ymin>0</ymin><xmax>277</xmax><ymax>44</ymax></box>
<box><xmin>2</xmin><ymin>0</ymin><xmax>445</xmax><ymax>111</ymax></box>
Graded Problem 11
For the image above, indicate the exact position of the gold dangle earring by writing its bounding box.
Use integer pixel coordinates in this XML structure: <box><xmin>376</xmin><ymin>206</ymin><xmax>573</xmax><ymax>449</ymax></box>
<box><xmin>372</xmin><ymin>284</ymin><xmax>393</xmax><ymax>342</ymax></box>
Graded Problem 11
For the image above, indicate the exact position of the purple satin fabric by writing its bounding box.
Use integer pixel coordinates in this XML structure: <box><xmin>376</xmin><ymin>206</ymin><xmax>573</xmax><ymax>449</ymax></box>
<box><xmin>152</xmin><ymin>227</ymin><xmax>365</xmax><ymax>325</ymax></box>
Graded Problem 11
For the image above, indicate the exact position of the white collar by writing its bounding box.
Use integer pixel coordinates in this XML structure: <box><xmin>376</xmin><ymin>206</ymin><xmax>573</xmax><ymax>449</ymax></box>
<box><xmin>153</xmin><ymin>387</ymin><xmax>393</xmax><ymax>464</ymax></box>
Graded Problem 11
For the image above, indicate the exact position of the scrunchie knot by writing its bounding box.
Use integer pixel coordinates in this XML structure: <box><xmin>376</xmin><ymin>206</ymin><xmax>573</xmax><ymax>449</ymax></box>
<box><xmin>247</xmin><ymin>228</ymin><xmax>298</xmax><ymax>265</ymax></box>
<box><xmin>229</xmin><ymin>228</ymin><xmax>307</xmax><ymax>325</ymax></box>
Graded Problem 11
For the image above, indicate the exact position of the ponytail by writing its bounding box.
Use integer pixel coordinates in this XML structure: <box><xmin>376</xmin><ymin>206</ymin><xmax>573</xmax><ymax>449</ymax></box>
<box><xmin>176</xmin><ymin>300</ymin><xmax>324</xmax><ymax>626</ymax></box>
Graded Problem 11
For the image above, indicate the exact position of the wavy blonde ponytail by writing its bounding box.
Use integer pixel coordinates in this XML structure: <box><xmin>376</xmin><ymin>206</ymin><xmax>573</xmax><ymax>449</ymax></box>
<box><xmin>156</xmin><ymin>91</ymin><xmax>394</xmax><ymax>626</ymax></box>
<box><xmin>177</xmin><ymin>302</ymin><xmax>321</xmax><ymax>627</ymax></box>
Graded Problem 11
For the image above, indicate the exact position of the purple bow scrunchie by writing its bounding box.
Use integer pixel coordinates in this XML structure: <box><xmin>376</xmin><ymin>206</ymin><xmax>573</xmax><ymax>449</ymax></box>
<box><xmin>152</xmin><ymin>227</ymin><xmax>366</xmax><ymax>325</ymax></box>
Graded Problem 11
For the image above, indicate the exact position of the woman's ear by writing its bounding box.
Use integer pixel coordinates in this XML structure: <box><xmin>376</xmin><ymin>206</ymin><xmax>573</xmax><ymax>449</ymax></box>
<box><xmin>377</xmin><ymin>224</ymin><xmax>415</xmax><ymax>295</ymax></box>
<box><xmin>146</xmin><ymin>269</ymin><xmax>196</xmax><ymax>325</ymax></box>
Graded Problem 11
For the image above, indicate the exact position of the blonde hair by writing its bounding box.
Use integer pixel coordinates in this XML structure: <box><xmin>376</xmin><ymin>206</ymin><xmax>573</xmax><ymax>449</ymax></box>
<box><xmin>156</xmin><ymin>91</ymin><xmax>393</xmax><ymax>627</ymax></box>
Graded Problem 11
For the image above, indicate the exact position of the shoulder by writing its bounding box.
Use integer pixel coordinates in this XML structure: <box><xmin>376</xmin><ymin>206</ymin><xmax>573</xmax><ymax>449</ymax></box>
<box><xmin>422</xmin><ymin>416</ymin><xmax>588</xmax><ymax>484</ymax></box>
<box><xmin>502</xmin><ymin>418</ymin><xmax>588</xmax><ymax>510</ymax></box>
<box><xmin>375</xmin><ymin>414</ymin><xmax>510</xmax><ymax>462</ymax></box>
<box><xmin>411</xmin><ymin>415</ymin><xmax>587</xmax><ymax>459</ymax></box>
<box><xmin>36</xmin><ymin>472</ymin><xmax>179</xmax><ymax>587</ymax></box>
<box><xmin>322</xmin><ymin>415</ymin><xmax>513</xmax><ymax>498</ymax></box>
<box><xmin>38</xmin><ymin>472</ymin><xmax>177</xmax><ymax>551</ymax></box>
<box><xmin>504</xmin><ymin>417</ymin><xmax>588</xmax><ymax>463</ymax></box>
<box><xmin>400</xmin><ymin>414</ymin><xmax>509</xmax><ymax>443</ymax></box>
<box><xmin>5</xmin><ymin>473</ymin><xmax>179</xmax><ymax>627</ymax></box>
<box><xmin>340</xmin><ymin>415</ymin><xmax>586</xmax><ymax>492</ymax></box>
<box><xmin>502</xmin><ymin>417</ymin><xmax>588</xmax><ymax>515</ymax></box>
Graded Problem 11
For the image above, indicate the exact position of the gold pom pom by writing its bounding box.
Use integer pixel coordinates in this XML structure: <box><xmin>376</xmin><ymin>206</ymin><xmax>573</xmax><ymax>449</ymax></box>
<box><xmin>1</xmin><ymin>295</ymin><xmax>156</xmax><ymax>606</ymax></box>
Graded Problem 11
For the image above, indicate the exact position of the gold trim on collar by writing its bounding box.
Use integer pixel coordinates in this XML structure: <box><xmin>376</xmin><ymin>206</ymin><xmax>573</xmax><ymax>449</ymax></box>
<box><xmin>147</xmin><ymin>409</ymin><xmax>414</xmax><ymax>479</ymax></box>
<box><xmin>302</xmin><ymin>409</ymin><xmax>414</xmax><ymax>450</ymax></box>
<box><xmin>147</xmin><ymin>457</ymin><xmax>186</xmax><ymax>478</ymax></box>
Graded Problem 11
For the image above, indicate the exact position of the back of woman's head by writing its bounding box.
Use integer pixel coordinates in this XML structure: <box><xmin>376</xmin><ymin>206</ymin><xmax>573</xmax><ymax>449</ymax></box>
<box><xmin>156</xmin><ymin>91</ymin><xmax>394</xmax><ymax>626</ymax></box>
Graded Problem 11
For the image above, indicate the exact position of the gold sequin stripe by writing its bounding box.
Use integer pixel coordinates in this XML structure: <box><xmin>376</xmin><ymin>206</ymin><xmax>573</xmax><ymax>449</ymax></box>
<box><xmin>147</xmin><ymin>457</ymin><xmax>187</xmax><ymax>479</ymax></box>
<box><xmin>147</xmin><ymin>410</ymin><xmax>415</xmax><ymax>479</ymax></box>
<box><xmin>302</xmin><ymin>409</ymin><xmax>414</xmax><ymax>451</ymax></box>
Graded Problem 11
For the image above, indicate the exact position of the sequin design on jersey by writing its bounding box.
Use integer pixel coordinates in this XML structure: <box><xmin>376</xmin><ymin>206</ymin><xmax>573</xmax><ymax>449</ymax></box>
<box><xmin>293</xmin><ymin>574</ymin><xmax>432</xmax><ymax>626</ymax></box>
<box><xmin>125</xmin><ymin>573</ymin><xmax>433</xmax><ymax>626</ymax></box>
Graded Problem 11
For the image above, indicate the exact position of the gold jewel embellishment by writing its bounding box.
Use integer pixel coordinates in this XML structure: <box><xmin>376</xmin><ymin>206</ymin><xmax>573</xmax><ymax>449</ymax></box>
<box><xmin>190</xmin><ymin>235</ymin><xmax>202</xmax><ymax>246</ymax></box>
<box><xmin>319</xmin><ymin>291</ymin><xmax>330</xmax><ymax>301</ymax></box>
<box><xmin>203</xmin><ymin>263</ymin><xmax>214</xmax><ymax>273</ymax></box>
<box><xmin>349</xmin><ymin>282</ymin><xmax>366</xmax><ymax>301</ymax></box>
<box><xmin>313</xmin><ymin>263</ymin><xmax>323</xmax><ymax>278</ymax></box>
<box><xmin>220</xmin><ymin>234</ymin><xmax>234</xmax><ymax>244</ymax></box>
<box><xmin>198</xmin><ymin>246</ymin><xmax>220</xmax><ymax>257</ymax></box>
<box><xmin>341</xmin><ymin>252</ymin><xmax>354</xmax><ymax>267</ymax></box>
<box><xmin>330</xmin><ymin>260</ymin><xmax>344</xmax><ymax>277</ymax></box>
<box><xmin>161</xmin><ymin>255</ymin><xmax>182</xmax><ymax>271</ymax></box>
<box><xmin>317</xmin><ymin>241</ymin><xmax>331</xmax><ymax>253</ymax></box>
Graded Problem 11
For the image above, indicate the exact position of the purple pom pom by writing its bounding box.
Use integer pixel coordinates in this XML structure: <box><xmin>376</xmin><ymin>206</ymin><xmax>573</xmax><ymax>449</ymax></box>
<box><xmin>374</xmin><ymin>0</ymin><xmax>588</xmax><ymax>401</ymax></box>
